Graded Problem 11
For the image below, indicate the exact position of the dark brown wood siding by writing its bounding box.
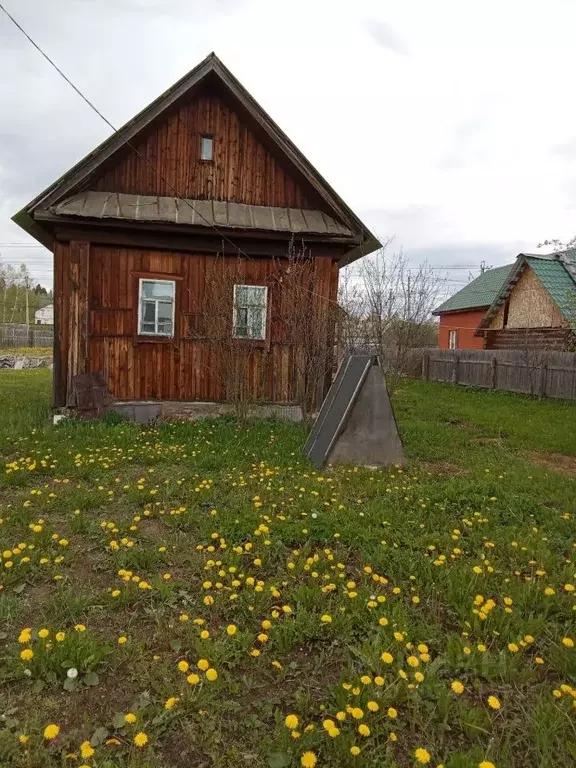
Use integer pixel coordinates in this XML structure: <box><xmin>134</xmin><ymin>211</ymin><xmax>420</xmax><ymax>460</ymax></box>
<box><xmin>55</xmin><ymin>244</ymin><xmax>338</xmax><ymax>405</ymax></box>
<box><xmin>91</xmin><ymin>90</ymin><xmax>327</xmax><ymax>211</ymax></box>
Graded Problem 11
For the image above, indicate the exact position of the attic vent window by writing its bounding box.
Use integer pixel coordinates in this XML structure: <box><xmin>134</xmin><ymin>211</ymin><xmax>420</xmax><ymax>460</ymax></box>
<box><xmin>200</xmin><ymin>135</ymin><xmax>213</xmax><ymax>161</ymax></box>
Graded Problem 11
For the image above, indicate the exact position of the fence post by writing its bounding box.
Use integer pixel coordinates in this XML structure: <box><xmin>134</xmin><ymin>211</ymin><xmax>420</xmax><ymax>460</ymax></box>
<box><xmin>491</xmin><ymin>356</ymin><xmax>497</xmax><ymax>389</ymax></box>
<box><xmin>28</xmin><ymin>326</ymin><xmax>34</xmax><ymax>347</ymax></box>
<box><xmin>421</xmin><ymin>353</ymin><xmax>430</xmax><ymax>381</ymax></box>
<box><xmin>539</xmin><ymin>363</ymin><xmax>548</xmax><ymax>399</ymax></box>
<box><xmin>452</xmin><ymin>353</ymin><xmax>460</xmax><ymax>384</ymax></box>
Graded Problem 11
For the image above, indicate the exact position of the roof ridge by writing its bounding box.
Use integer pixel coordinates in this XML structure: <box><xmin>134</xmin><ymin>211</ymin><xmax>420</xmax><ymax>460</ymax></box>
<box><xmin>433</xmin><ymin>263</ymin><xmax>514</xmax><ymax>315</ymax></box>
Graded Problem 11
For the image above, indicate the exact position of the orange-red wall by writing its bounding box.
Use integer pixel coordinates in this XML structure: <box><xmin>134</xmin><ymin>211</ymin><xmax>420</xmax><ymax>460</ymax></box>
<box><xmin>438</xmin><ymin>309</ymin><xmax>487</xmax><ymax>349</ymax></box>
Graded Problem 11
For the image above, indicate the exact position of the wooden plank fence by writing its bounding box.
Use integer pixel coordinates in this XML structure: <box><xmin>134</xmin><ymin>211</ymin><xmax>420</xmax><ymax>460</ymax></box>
<box><xmin>419</xmin><ymin>348</ymin><xmax>576</xmax><ymax>400</ymax></box>
<box><xmin>0</xmin><ymin>323</ymin><xmax>54</xmax><ymax>348</ymax></box>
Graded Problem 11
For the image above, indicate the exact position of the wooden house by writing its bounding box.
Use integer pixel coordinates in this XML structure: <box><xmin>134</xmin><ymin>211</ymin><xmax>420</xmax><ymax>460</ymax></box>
<box><xmin>13</xmin><ymin>54</ymin><xmax>379</xmax><ymax>415</ymax></box>
<box><xmin>477</xmin><ymin>252</ymin><xmax>576</xmax><ymax>349</ymax></box>
<box><xmin>433</xmin><ymin>265</ymin><xmax>513</xmax><ymax>349</ymax></box>
<box><xmin>434</xmin><ymin>252</ymin><xmax>576</xmax><ymax>350</ymax></box>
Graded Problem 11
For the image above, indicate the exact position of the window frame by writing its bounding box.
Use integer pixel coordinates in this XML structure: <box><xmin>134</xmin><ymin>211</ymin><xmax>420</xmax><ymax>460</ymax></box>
<box><xmin>448</xmin><ymin>329</ymin><xmax>458</xmax><ymax>349</ymax></box>
<box><xmin>200</xmin><ymin>134</ymin><xmax>214</xmax><ymax>162</ymax></box>
<box><xmin>137</xmin><ymin>278</ymin><xmax>176</xmax><ymax>338</ymax></box>
<box><xmin>232</xmin><ymin>284</ymin><xmax>268</xmax><ymax>341</ymax></box>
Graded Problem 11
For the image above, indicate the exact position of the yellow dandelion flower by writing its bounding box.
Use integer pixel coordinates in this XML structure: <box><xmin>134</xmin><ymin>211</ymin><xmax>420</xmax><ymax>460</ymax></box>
<box><xmin>407</xmin><ymin>655</ymin><xmax>419</xmax><ymax>667</ymax></box>
<box><xmin>479</xmin><ymin>762</ymin><xmax>496</xmax><ymax>768</ymax></box>
<box><xmin>387</xmin><ymin>707</ymin><xmax>398</xmax><ymax>718</ymax></box>
<box><xmin>18</xmin><ymin>628</ymin><xmax>32</xmax><ymax>644</ymax></box>
<box><xmin>164</xmin><ymin>697</ymin><xmax>179</xmax><ymax>710</ymax></box>
<box><xmin>451</xmin><ymin>681</ymin><xmax>464</xmax><ymax>694</ymax></box>
<box><xmin>226</xmin><ymin>624</ymin><xmax>237</xmax><ymax>636</ymax></box>
<box><xmin>80</xmin><ymin>741</ymin><xmax>94</xmax><ymax>759</ymax></box>
<box><xmin>117</xmin><ymin>636</ymin><xmax>128</xmax><ymax>645</ymax></box>
<box><xmin>367</xmin><ymin>700</ymin><xmax>379</xmax><ymax>712</ymax></box>
<box><xmin>133</xmin><ymin>732</ymin><xmax>149</xmax><ymax>748</ymax></box>
<box><xmin>351</xmin><ymin>707</ymin><xmax>364</xmax><ymax>720</ymax></box>
<box><xmin>508</xmin><ymin>643</ymin><xmax>519</xmax><ymax>653</ymax></box>
<box><xmin>178</xmin><ymin>660</ymin><xmax>189</xmax><ymax>673</ymax></box>
<box><xmin>187</xmin><ymin>673</ymin><xmax>200</xmax><ymax>685</ymax></box>
<box><xmin>55</xmin><ymin>632</ymin><xmax>65</xmax><ymax>642</ymax></box>
<box><xmin>20</xmin><ymin>648</ymin><xmax>33</xmax><ymax>661</ymax></box>
<box><xmin>562</xmin><ymin>637</ymin><xmax>574</xmax><ymax>648</ymax></box>
<box><xmin>205</xmin><ymin>668</ymin><xmax>218</xmax><ymax>681</ymax></box>
<box><xmin>358</xmin><ymin>724</ymin><xmax>370</xmax><ymax>736</ymax></box>
<box><xmin>415</xmin><ymin>747</ymin><xmax>432</xmax><ymax>764</ymax></box>
<box><xmin>300</xmin><ymin>752</ymin><xmax>317</xmax><ymax>768</ymax></box>
<box><xmin>197</xmin><ymin>659</ymin><xmax>210</xmax><ymax>671</ymax></box>
<box><xmin>381</xmin><ymin>652</ymin><xmax>393</xmax><ymax>664</ymax></box>
<box><xmin>124</xmin><ymin>713</ymin><xmax>137</xmax><ymax>724</ymax></box>
<box><xmin>285</xmin><ymin>714</ymin><xmax>299</xmax><ymax>730</ymax></box>
<box><xmin>350</xmin><ymin>745</ymin><xmax>361</xmax><ymax>756</ymax></box>
<box><xmin>320</xmin><ymin>614</ymin><xmax>332</xmax><ymax>623</ymax></box>
<box><xmin>487</xmin><ymin>696</ymin><xmax>501</xmax><ymax>710</ymax></box>
<box><xmin>18</xmin><ymin>734</ymin><xmax>29</xmax><ymax>744</ymax></box>
<box><xmin>43</xmin><ymin>724</ymin><xmax>60</xmax><ymax>740</ymax></box>
<box><xmin>374</xmin><ymin>675</ymin><xmax>385</xmax><ymax>686</ymax></box>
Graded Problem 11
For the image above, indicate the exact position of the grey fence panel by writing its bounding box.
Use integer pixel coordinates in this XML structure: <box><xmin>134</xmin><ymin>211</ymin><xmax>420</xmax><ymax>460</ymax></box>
<box><xmin>0</xmin><ymin>324</ymin><xmax>54</xmax><ymax>348</ymax></box>
<box><xmin>418</xmin><ymin>347</ymin><xmax>576</xmax><ymax>401</ymax></box>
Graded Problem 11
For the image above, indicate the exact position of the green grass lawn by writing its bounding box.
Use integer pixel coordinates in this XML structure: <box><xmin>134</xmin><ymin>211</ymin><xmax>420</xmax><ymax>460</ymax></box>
<box><xmin>0</xmin><ymin>370</ymin><xmax>575</xmax><ymax>768</ymax></box>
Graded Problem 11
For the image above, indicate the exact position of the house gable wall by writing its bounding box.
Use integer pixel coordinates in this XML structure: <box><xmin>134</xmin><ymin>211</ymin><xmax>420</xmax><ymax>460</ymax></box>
<box><xmin>89</xmin><ymin>86</ymin><xmax>330</xmax><ymax>213</ymax></box>
<box><xmin>489</xmin><ymin>265</ymin><xmax>567</xmax><ymax>329</ymax></box>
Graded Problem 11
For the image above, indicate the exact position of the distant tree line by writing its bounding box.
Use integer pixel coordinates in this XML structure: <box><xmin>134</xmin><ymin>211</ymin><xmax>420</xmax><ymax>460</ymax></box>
<box><xmin>0</xmin><ymin>258</ymin><xmax>52</xmax><ymax>325</ymax></box>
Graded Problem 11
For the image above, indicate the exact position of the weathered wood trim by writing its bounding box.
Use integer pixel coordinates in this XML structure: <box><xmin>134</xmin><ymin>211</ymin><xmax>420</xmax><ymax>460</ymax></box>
<box><xmin>53</xmin><ymin>242</ymin><xmax>67</xmax><ymax>407</ymax></box>
<box><xmin>66</xmin><ymin>241</ymin><xmax>90</xmax><ymax>406</ymax></box>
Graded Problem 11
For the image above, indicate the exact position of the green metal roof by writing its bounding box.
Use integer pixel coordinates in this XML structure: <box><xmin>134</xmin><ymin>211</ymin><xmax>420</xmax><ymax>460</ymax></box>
<box><xmin>525</xmin><ymin>255</ymin><xmax>576</xmax><ymax>321</ymax></box>
<box><xmin>433</xmin><ymin>264</ymin><xmax>514</xmax><ymax>315</ymax></box>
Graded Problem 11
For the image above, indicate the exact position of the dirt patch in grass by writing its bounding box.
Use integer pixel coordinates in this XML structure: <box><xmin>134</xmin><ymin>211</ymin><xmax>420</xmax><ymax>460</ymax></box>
<box><xmin>421</xmin><ymin>461</ymin><xmax>471</xmax><ymax>476</ymax></box>
<box><xmin>530</xmin><ymin>452</ymin><xmax>576</xmax><ymax>477</ymax></box>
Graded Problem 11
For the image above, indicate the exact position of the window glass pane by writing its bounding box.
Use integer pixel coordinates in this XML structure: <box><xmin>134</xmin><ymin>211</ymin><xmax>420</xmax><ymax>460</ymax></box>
<box><xmin>142</xmin><ymin>301</ymin><xmax>156</xmax><ymax>323</ymax></box>
<box><xmin>235</xmin><ymin>307</ymin><xmax>249</xmax><ymax>336</ymax></box>
<box><xmin>249</xmin><ymin>308</ymin><xmax>264</xmax><ymax>338</ymax></box>
<box><xmin>142</xmin><ymin>280</ymin><xmax>174</xmax><ymax>300</ymax></box>
<box><xmin>157</xmin><ymin>320</ymin><xmax>173</xmax><ymax>335</ymax></box>
<box><xmin>200</xmin><ymin>136</ymin><xmax>213</xmax><ymax>160</ymax></box>
<box><xmin>158</xmin><ymin>301</ymin><xmax>173</xmax><ymax>321</ymax></box>
<box><xmin>235</xmin><ymin>286</ymin><xmax>249</xmax><ymax>306</ymax></box>
<box><xmin>140</xmin><ymin>322</ymin><xmax>155</xmax><ymax>334</ymax></box>
<box><xmin>235</xmin><ymin>284</ymin><xmax>266</xmax><ymax>306</ymax></box>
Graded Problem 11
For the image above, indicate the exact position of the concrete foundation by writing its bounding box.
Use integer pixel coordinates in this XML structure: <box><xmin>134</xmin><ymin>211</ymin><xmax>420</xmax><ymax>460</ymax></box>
<box><xmin>110</xmin><ymin>401</ymin><xmax>303</xmax><ymax>424</ymax></box>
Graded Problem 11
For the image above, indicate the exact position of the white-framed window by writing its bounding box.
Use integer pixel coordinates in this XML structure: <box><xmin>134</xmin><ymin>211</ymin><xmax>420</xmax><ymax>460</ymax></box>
<box><xmin>233</xmin><ymin>284</ymin><xmax>268</xmax><ymax>340</ymax></box>
<box><xmin>448</xmin><ymin>329</ymin><xmax>458</xmax><ymax>349</ymax></box>
<box><xmin>138</xmin><ymin>279</ymin><xmax>176</xmax><ymax>336</ymax></box>
<box><xmin>200</xmin><ymin>135</ymin><xmax>213</xmax><ymax>161</ymax></box>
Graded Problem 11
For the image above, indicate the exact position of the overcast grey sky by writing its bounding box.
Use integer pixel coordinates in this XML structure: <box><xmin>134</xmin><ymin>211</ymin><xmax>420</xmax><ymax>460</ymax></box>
<box><xmin>1</xmin><ymin>0</ymin><xmax>575</xmax><ymax>294</ymax></box>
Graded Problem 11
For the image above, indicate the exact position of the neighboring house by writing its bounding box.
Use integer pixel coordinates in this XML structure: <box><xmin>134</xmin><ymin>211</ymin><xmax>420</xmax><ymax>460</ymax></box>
<box><xmin>433</xmin><ymin>265</ymin><xmax>513</xmax><ymax>349</ymax></box>
<box><xmin>34</xmin><ymin>304</ymin><xmax>54</xmax><ymax>325</ymax></box>
<box><xmin>13</xmin><ymin>53</ymin><xmax>379</xmax><ymax>410</ymax></box>
<box><xmin>477</xmin><ymin>251</ymin><xmax>576</xmax><ymax>349</ymax></box>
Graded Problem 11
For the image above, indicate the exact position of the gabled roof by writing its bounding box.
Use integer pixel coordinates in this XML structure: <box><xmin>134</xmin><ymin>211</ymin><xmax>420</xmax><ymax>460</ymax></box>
<box><xmin>432</xmin><ymin>264</ymin><xmax>514</xmax><ymax>315</ymax></box>
<box><xmin>13</xmin><ymin>53</ymin><xmax>379</xmax><ymax>265</ymax></box>
<box><xmin>477</xmin><ymin>252</ymin><xmax>576</xmax><ymax>332</ymax></box>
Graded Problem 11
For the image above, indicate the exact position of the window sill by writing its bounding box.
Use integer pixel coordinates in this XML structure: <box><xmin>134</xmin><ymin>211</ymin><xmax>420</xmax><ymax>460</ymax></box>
<box><xmin>135</xmin><ymin>335</ymin><xmax>177</xmax><ymax>344</ymax></box>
